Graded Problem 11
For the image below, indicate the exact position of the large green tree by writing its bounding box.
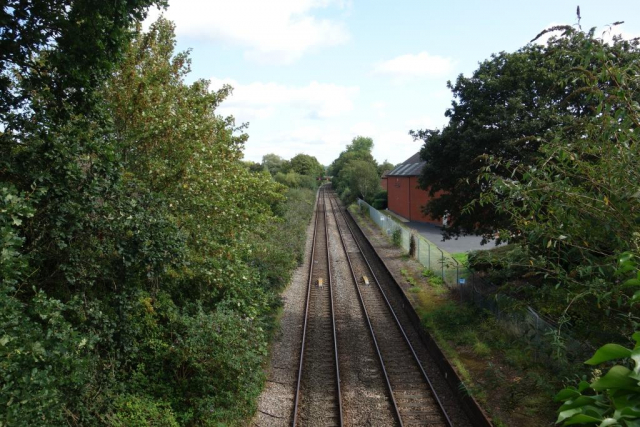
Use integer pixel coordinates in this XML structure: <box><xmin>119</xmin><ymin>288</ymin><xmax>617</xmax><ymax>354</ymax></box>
<box><xmin>105</xmin><ymin>18</ymin><xmax>285</xmax><ymax>422</ymax></box>
<box><xmin>290</xmin><ymin>153</ymin><xmax>324</xmax><ymax>178</ymax></box>
<box><xmin>328</xmin><ymin>136</ymin><xmax>378</xmax><ymax>200</ymax></box>
<box><xmin>0</xmin><ymin>10</ymin><xmax>298</xmax><ymax>425</ymax></box>
<box><xmin>339</xmin><ymin>160</ymin><xmax>380</xmax><ymax>203</ymax></box>
<box><xmin>261</xmin><ymin>153</ymin><xmax>288</xmax><ymax>175</ymax></box>
<box><xmin>411</xmin><ymin>25</ymin><xmax>640</xmax><ymax>242</ymax></box>
<box><xmin>479</xmin><ymin>27</ymin><xmax>640</xmax><ymax>342</ymax></box>
<box><xmin>1</xmin><ymin>2</ymin><xmax>169</xmax><ymax>425</ymax></box>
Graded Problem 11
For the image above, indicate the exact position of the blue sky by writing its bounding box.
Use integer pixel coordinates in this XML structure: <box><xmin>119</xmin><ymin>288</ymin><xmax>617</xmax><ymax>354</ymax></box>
<box><xmin>146</xmin><ymin>1</ymin><xmax>640</xmax><ymax>166</ymax></box>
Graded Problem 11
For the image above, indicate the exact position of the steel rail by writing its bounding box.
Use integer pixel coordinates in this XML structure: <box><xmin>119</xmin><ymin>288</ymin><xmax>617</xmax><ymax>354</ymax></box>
<box><xmin>327</xmin><ymin>195</ymin><xmax>404</xmax><ymax>427</ymax></box>
<box><xmin>329</xmin><ymin>192</ymin><xmax>453</xmax><ymax>427</ymax></box>
<box><xmin>291</xmin><ymin>187</ymin><xmax>320</xmax><ymax>426</ymax></box>
<box><xmin>324</xmin><ymin>190</ymin><xmax>344</xmax><ymax>427</ymax></box>
<box><xmin>292</xmin><ymin>186</ymin><xmax>343</xmax><ymax>427</ymax></box>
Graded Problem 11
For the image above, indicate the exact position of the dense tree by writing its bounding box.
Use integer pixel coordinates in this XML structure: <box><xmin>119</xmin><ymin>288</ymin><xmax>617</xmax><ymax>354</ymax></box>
<box><xmin>0</xmin><ymin>13</ymin><xmax>313</xmax><ymax>425</ymax></box>
<box><xmin>479</xmin><ymin>27</ymin><xmax>640</xmax><ymax>342</ymax></box>
<box><xmin>290</xmin><ymin>153</ymin><xmax>324</xmax><ymax>178</ymax></box>
<box><xmin>274</xmin><ymin>171</ymin><xmax>317</xmax><ymax>190</ymax></box>
<box><xmin>339</xmin><ymin>160</ymin><xmax>380</xmax><ymax>203</ymax></box>
<box><xmin>328</xmin><ymin>135</ymin><xmax>378</xmax><ymax>200</ymax></box>
<box><xmin>378</xmin><ymin>160</ymin><xmax>395</xmax><ymax>176</ymax></box>
<box><xmin>411</xmin><ymin>25</ymin><xmax>640</xmax><ymax>242</ymax></box>
<box><xmin>261</xmin><ymin>153</ymin><xmax>288</xmax><ymax>175</ymax></box>
<box><xmin>105</xmin><ymin>18</ymin><xmax>286</xmax><ymax>421</ymax></box>
<box><xmin>1</xmin><ymin>2</ymin><xmax>169</xmax><ymax>424</ymax></box>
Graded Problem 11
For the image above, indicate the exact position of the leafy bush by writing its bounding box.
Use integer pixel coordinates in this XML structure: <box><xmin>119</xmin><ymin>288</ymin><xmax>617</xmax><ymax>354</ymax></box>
<box><xmin>422</xmin><ymin>268</ymin><xmax>444</xmax><ymax>287</ymax></box>
<box><xmin>372</xmin><ymin>189</ymin><xmax>388</xmax><ymax>209</ymax></box>
<box><xmin>555</xmin><ymin>332</ymin><xmax>640</xmax><ymax>426</ymax></box>
<box><xmin>392</xmin><ymin>228</ymin><xmax>402</xmax><ymax>247</ymax></box>
<box><xmin>109</xmin><ymin>395</ymin><xmax>179</xmax><ymax>427</ymax></box>
<box><xmin>0</xmin><ymin>16</ymin><xmax>317</xmax><ymax>426</ymax></box>
<box><xmin>274</xmin><ymin>171</ymin><xmax>318</xmax><ymax>190</ymax></box>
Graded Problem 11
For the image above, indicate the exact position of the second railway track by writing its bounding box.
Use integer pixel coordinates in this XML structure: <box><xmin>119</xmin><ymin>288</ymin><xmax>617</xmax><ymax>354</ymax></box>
<box><xmin>289</xmin><ymin>187</ymin><xmax>474</xmax><ymax>426</ymax></box>
<box><xmin>328</xmin><ymin>191</ymin><xmax>452</xmax><ymax>427</ymax></box>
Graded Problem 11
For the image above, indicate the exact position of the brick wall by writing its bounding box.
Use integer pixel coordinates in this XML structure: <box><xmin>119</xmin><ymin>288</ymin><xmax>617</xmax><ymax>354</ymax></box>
<box><xmin>387</xmin><ymin>176</ymin><xmax>443</xmax><ymax>225</ymax></box>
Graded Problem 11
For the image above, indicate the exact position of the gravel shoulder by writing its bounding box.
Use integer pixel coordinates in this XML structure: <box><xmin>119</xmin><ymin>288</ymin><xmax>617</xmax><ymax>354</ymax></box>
<box><xmin>251</xmin><ymin>193</ymin><xmax>318</xmax><ymax>427</ymax></box>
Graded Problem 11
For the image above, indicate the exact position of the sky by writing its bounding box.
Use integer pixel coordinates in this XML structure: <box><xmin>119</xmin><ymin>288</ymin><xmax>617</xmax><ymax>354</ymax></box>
<box><xmin>144</xmin><ymin>1</ymin><xmax>640</xmax><ymax>166</ymax></box>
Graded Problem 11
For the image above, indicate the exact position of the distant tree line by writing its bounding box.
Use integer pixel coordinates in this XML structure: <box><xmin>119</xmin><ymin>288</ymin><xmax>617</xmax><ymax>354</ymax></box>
<box><xmin>245</xmin><ymin>152</ymin><xmax>325</xmax><ymax>190</ymax></box>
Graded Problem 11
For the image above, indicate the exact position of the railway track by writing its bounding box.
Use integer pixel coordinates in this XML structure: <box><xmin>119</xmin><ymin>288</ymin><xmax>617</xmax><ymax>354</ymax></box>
<box><xmin>328</xmin><ymin>192</ymin><xmax>452</xmax><ymax>427</ymax></box>
<box><xmin>292</xmin><ymin>187</ymin><xmax>343</xmax><ymax>427</ymax></box>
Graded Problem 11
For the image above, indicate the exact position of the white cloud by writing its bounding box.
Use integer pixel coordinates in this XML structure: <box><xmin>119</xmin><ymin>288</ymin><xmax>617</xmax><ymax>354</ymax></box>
<box><xmin>146</xmin><ymin>0</ymin><xmax>350</xmax><ymax>64</ymax></box>
<box><xmin>373</xmin><ymin>52</ymin><xmax>455</xmax><ymax>82</ymax></box>
<box><xmin>210</xmin><ymin>77</ymin><xmax>359</xmax><ymax>120</ymax></box>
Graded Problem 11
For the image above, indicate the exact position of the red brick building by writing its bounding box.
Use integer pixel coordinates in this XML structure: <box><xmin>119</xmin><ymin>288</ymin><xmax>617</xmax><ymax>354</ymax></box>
<box><xmin>387</xmin><ymin>153</ymin><xmax>443</xmax><ymax>225</ymax></box>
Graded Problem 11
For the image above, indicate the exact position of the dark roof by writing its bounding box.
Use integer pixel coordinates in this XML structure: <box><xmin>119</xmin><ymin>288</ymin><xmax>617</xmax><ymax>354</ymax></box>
<box><xmin>387</xmin><ymin>152</ymin><xmax>425</xmax><ymax>177</ymax></box>
<box><xmin>380</xmin><ymin>170</ymin><xmax>391</xmax><ymax>178</ymax></box>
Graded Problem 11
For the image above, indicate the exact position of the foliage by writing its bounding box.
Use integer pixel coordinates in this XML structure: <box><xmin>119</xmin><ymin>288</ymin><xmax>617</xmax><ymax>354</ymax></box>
<box><xmin>0</xmin><ymin>13</ymin><xmax>316</xmax><ymax>426</ymax></box>
<box><xmin>372</xmin><ymin>189</ymin><xmax>388</xmax><ymax>210</ymax></box>
<box><xmin>555</xmin><ymin>331</ymin><xmax>640</xmax><ymax>426</ymax></box>
<box><xmin>329</xmin><ymin>136</ymin><xmax>380</xmax><ymax>203</ymax></box>
<box><xmin>422</xmin><ymin>268</ymin><xmax>444</xmax><ymax>287</ymax></box>
<box><xmin>289</xmin><ymin>153</ymin><xmax>324</xmax><ymax>178</ymax></box>
<box><xmin>411</xmin><ymin>25</ymin><xmax>640</xmax><ymax>242</ymax></box>
<box><xmin>378</xmin><ymin>160</ymin><xmax>395</xmax><ymax>176</ymax></box>
<box><xmin>392</xmin><ymin>228</ymin><xmax>402</xmax><ymax>247</ymax></box>
<box><xmin>108</xmin><ymin>395</ymin><xmax>179</xmax><ymax>427</ymax></box>
<box><xmin>252</xmin><ymin>188</ymin><xmax>317</xmax><ymax>293</ymax></box>
<box><xmin>479</xmin><ymin>27</ymin><xmax>640</xmax><ymax>342</ymax></box>
<box><xmin>261</xmin><ymin>154</ymin><xmax>289</xmax><ymax>176</ymax></box>
<box><xmin>422</xmin><ymin>300</ymin><xmax>561</xmax><ymax>425</ymax></box>
<box><xmin>274</xmin><ymin>171</ymin><xmax>318</xmax><ymax>190</ymax></box>
<box><xmin>339</xmin><ymin>160</ymin><xmax>380</xmax><ymax>204</ymax></box>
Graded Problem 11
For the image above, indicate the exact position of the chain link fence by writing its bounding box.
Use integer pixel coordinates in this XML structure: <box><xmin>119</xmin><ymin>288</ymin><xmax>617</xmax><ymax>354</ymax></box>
<box><xmin>356</xmin><ymin>198</ymin><xmax>591</xmax><ymax>362</ymax></box>
<box><xmin>357</xmin><ymin>199</ymin><xmax>463</xmax><ymax>287</ymax></box>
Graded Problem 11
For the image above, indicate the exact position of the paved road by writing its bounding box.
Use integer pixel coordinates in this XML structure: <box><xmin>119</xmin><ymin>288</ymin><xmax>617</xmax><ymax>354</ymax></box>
<box><xmin>405</xmin><ymin>220</ymin><xmax>500</xmax><ymax>254</ymax></box>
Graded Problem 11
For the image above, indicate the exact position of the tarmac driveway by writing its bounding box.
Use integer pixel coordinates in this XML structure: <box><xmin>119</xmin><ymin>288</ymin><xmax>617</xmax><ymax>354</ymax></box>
<box><xmin>406</xmin><ymin>220</ymin><xmax>500</xmax><ymax>254</ymax></box>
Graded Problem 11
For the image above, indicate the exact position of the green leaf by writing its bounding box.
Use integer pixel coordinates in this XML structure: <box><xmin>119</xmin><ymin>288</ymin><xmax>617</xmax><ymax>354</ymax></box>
<box><xmin>556</xmin><ymin>387</ymin><xmax>581</xmax><ymax>401</ymax></box>
<box><xmin>578</xmin><ymin>381</ymin><xmax>591</xmax><ymax>393</ymax></box>
<box><xmin>586</xmin><ymin>344</ymin><xmax>633</xmax><ymax>365</ymax></box>
<box><xmin>597</xmin><ymin>419</ymin><xmax>619</xmax><ymax>427</ymax></box>
<box><xmin>624</xmin><ymin>279</ymin><xmax>640</xmax><ymax>287</ymax></box>
<box><xmin>560</xmin><ymin>395</ymin><xmax>603</xmax><ymax>412</ymax></box>
<box><xmin>563</xmin><ymin>414</ymin><xmax>604</xmax><ymax>425</ymax></box>
<box><xmin>633</xmin><ymin>332</ymin><xmax>640</xmax><ymax>349</ymax></box>
<box><xmin>591</xmin><ymin>366</ymin><xmax>637</xmax><ymax>391</ymax></box>
<box><xmin>558</xmin><ymin>408</ymin><xmax>582</xmax><ymax>423</ymax></box>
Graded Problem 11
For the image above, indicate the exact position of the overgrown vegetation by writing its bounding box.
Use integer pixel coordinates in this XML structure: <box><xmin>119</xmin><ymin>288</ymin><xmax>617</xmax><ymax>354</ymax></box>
<box><xmin>328</xmin><ymin>136</ymin><xmax>388</xmax><ymax>205</ymax></box>
<box><xmin>415</xmin><ymin>18</ymin><xmax>639</xmax><ymax>348</ymax></box>
<box><xmin>0</xmin><ymin>11</ymin><xmax>316</xmax><ymax>426</ymax></box>
<box><xmin>422</xmin><ymin>301</ymin><xmax>562</xmax><ymax>425</ymax></box>
<box><xmin>409</xmin><ymin>18</ymin><xmax>640</xmax><ymax>423</ymax></box>
<box><xmin>475</xmin><ymin>25</ymin><xmax>640</xmax><ymax>345</ymax></box>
